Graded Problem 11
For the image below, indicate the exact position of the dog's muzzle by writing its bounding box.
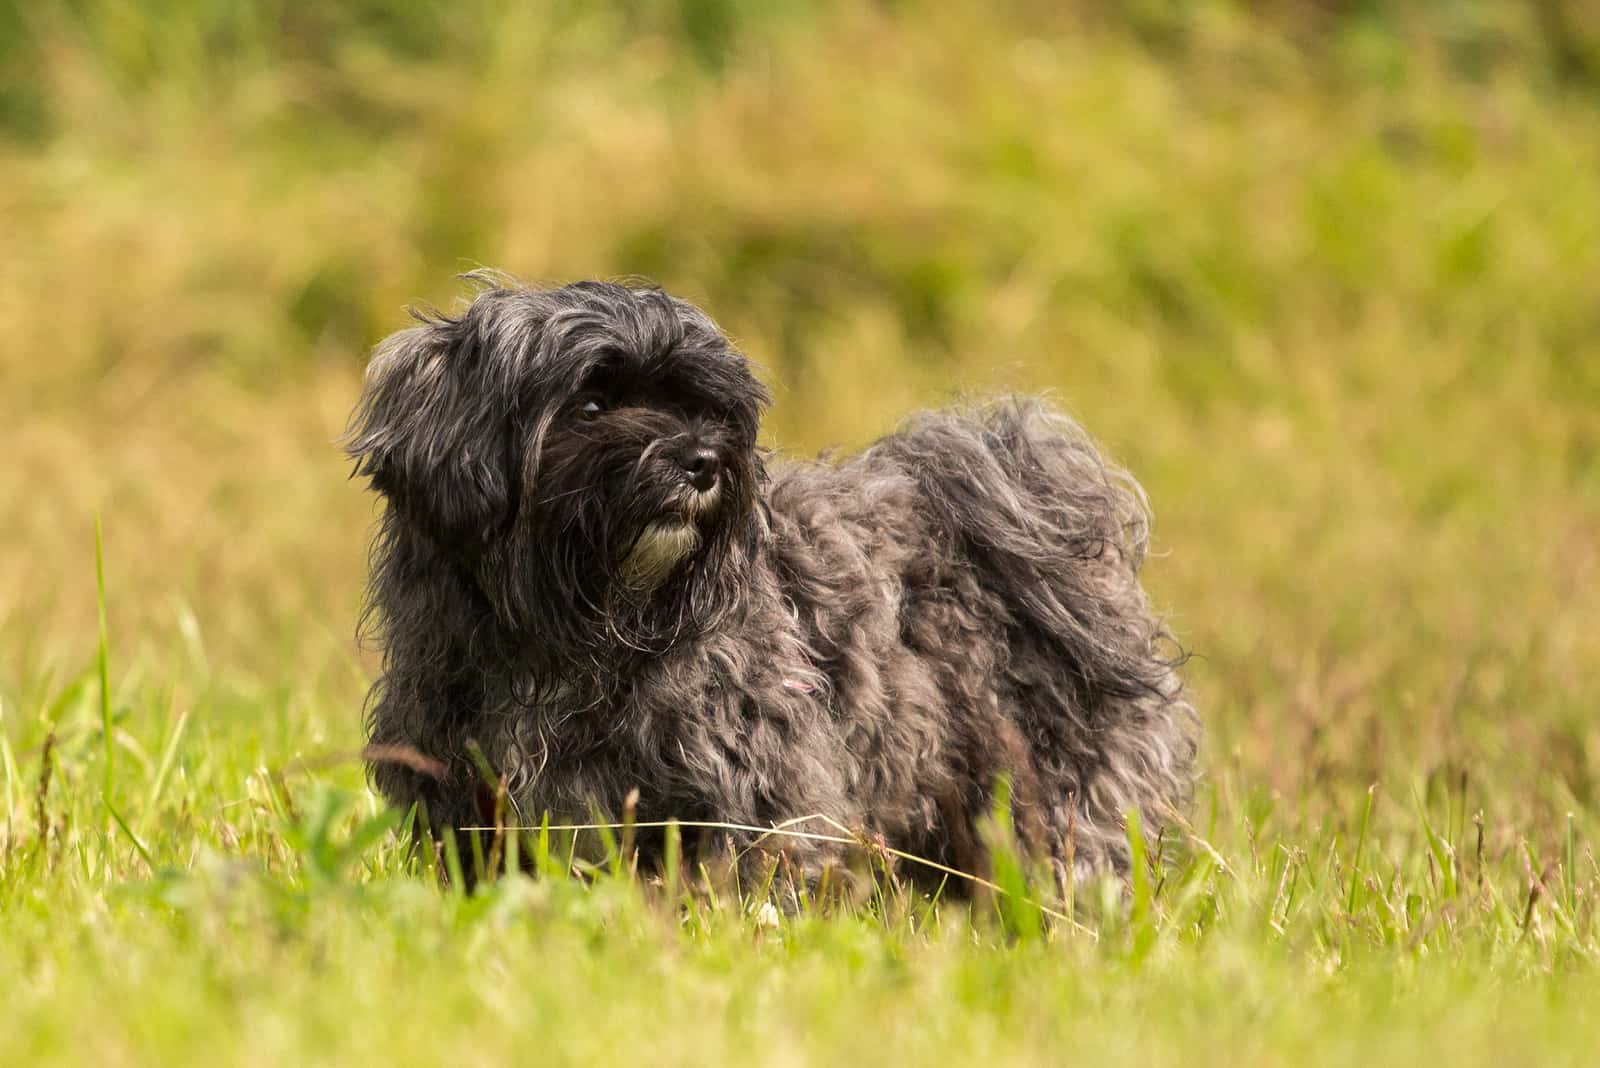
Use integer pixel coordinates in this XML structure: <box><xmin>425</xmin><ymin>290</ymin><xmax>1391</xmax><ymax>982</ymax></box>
<box><xmin>617</xmin><ymin>464</ymin><xmax>724</xmax><ymax>591</ymax></box>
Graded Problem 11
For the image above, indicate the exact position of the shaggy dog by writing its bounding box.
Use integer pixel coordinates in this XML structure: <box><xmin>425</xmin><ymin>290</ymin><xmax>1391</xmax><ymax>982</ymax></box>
<box><xmin>345</xmin><ymin>275</ymin><xmax>1196</xmax><ymax>886</ymax></box>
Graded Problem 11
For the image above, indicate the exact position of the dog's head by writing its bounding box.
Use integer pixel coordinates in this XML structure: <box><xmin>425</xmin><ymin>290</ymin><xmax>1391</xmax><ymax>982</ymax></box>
<box><xmin>346</xmin><ymin>276</ymin><xmax>769</xmax><ymax>647</ymax></box>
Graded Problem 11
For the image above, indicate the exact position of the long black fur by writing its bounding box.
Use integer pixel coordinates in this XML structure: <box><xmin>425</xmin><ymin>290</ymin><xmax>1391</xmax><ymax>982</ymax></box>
<box><xmin>345</xmin><ymin>274</ymin><xmax>1197</xmax><ymax>883</ymax></box>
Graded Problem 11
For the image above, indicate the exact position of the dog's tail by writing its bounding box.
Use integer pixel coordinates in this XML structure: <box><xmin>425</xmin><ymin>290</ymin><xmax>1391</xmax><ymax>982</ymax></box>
<box><xmin>869</xmin><ymin>398</ymin><xmax>1196</xmax><ymax>867</ymax></box>
<box><xmin>873</xmin><ymin>397</ymin><xmax>1170</xmax><ymax>698</ymax></box>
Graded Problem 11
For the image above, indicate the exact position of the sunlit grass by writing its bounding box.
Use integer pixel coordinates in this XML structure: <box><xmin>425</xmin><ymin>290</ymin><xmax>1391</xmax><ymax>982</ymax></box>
<box><xmin>3</xmin><ymin>648</ymin><xmax>1599</xmax><ymax>1065</ymax></box>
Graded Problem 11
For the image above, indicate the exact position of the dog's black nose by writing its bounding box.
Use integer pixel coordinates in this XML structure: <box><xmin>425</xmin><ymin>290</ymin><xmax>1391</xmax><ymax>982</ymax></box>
<box><xmin>680</xmin><ymin>446</ymin><xmax>721</xmax><ymax>492</ymax></box>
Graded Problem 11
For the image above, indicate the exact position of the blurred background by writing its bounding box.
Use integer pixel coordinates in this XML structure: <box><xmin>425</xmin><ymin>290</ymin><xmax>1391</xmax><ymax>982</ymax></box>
<box><xmin>2</xmin><ymin>1</ymin><xmax>1597</xmax><ymax>837</ymax></box>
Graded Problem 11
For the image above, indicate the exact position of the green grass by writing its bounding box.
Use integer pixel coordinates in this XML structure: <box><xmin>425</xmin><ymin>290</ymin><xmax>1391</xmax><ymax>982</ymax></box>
<box><xmin>3</xmin><ymin>2</ymin><xmax>1600</xmax><ymax>1064</ymax></box>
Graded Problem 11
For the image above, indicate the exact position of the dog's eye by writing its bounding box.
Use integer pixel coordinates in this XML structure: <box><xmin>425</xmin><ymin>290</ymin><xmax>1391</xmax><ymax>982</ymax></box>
<box><xmin>576</xmin><ymin>397</ymin><xmax>606</xmax><ymax>420</ymax></box>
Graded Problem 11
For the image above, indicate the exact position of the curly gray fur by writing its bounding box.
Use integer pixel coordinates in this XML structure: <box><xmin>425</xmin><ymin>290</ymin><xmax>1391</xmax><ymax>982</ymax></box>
<box><xmin>344</xmin><ymin>274</ymin><xmax>1198</xmax><ymax>884</ymax></box>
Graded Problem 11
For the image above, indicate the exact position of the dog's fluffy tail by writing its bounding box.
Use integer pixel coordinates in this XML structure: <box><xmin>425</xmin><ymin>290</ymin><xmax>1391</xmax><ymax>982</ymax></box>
<box><xmin>874</xmin><ymin>398</ymin><xmax>1167</xmax><ymax>700</ymax></box>
<box><xmin>870</xmin><ymin>398</ymin><xmax>1196</xmax><ymax>868</ymax></box>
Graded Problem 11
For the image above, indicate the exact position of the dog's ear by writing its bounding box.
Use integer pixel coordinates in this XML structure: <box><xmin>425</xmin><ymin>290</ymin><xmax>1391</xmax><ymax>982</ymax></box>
<box><xmin>344</xmin><ymin>318</ymin><xmax>518</xmax><ymax>550</ymax></box>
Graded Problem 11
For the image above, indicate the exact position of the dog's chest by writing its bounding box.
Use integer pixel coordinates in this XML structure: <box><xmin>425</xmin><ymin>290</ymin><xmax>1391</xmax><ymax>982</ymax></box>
<box><xmin>490</xmin><ymin>645</ymin><xmax>831</xmax><ymax>819</ymax></box>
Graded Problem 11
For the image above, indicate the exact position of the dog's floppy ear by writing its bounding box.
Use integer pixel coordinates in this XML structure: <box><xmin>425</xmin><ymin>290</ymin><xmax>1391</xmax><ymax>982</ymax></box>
<box><xmin>344</xmin><ymin>317</ymin><xmax>518</xmax><ymax>550</ymax></box>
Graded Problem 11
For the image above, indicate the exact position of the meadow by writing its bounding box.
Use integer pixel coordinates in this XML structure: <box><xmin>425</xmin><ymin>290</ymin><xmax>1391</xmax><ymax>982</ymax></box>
<box><xmin>3</xmin><ymin>2</ymin><xmax>1599</xmax><ymax>1063</ymax></box>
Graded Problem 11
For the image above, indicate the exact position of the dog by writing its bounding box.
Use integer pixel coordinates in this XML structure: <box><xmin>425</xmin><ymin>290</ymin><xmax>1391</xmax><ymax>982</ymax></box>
<box><xmin>345</xmin><ymin>274</ymin><xmax>1197</xmax><ymax>888</ymax></box>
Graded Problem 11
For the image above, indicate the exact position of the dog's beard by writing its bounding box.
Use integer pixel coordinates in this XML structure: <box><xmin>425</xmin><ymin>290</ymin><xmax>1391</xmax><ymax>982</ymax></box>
<box><xmin>615</xmin><ymin>483</ymin><xmax>723</xmax><ymax>593</ymax></box>
<box><xmin>618</xmin><ymin>520</ymin><xmax>702</xmax><ymax>591</ymax></box>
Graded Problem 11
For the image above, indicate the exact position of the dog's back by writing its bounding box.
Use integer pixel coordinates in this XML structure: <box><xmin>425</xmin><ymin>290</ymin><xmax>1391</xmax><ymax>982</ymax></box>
<box><xmin>766</xmin><ymin>399</ymin><xmax>1196</xmax><ymax>874</ymax></box>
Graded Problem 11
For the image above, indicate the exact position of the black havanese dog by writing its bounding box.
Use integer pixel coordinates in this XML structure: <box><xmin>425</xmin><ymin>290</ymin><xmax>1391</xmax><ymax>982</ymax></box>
<box><xmin>345</xmin><ymin>274</ymin><xmax>1196</xmax><ymax>887</ymax></box>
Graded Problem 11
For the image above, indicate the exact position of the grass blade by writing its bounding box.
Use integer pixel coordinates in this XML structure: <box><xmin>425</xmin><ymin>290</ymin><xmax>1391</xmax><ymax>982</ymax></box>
<box><xmin>0</xmin><ymin>699</ymin><xmax>16</xmax><ymax>849</ymax></box>
<box><xmin>95</xmin><ymin>515</ymin><xmax>114</xmax><ymax>803</ymax></box>
<box><xmin>1127</xmin><ymin>807</ymin><xmax>1156</xmax><ymax>962</ymax></box>
<box><xmin>1412</xmin><ymin>784</ymin><xmax>1457</xmax><ymax>900</ymax></box>
<box><xmin>985</xmin><ymin>778</ymin><xmax>1043</xmax><ymax>943</ymax></box>
<box><xmin>441</xmin><ymin>827</ymin><xmax>466</xmax><ymax>895</ymax></box>
<box><xmin>139</xmin><ymin>705</ymin><xmax>191</xmax><ymax>837</ymax></box>
<box><xmin>663</xmin><ymin>819</ymin><xmax>681</xmax><ymax>904</ymax></box>
<box><xmin>1565</xmin><ymin>812</ymin><xmax>1577</xmax><ymax>917</ymax></box>
<box><xmin>107</xmin><ymin>798</ymin><xmax>154</xmax><ymax>869</ymax></box>
<box><xmin>1347</xmin><ymin>785</ymin><xmax>1376</xmax><ymax>915</ymax></box>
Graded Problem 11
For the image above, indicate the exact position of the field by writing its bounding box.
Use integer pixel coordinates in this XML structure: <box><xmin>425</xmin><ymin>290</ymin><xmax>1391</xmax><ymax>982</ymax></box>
<box><xmin>4</xmin><ymin>2</ymin><xmax>1600</xmax><ymax>1063</ymax></box>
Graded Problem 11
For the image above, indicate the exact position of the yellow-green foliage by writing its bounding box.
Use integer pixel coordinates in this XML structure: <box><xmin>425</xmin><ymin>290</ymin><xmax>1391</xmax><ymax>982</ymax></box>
<box><xmin>2</xmin><ymin>3</ymin><xmax>1599</xmax><ymax>1064</ymax></box>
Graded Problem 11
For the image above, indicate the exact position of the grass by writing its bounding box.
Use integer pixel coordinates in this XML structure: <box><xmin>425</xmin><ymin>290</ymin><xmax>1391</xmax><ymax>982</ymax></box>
<box><xmin>3</xmin><ymin>1</ymin><xmax>1600</xmax><ymax>1064</ymax></box>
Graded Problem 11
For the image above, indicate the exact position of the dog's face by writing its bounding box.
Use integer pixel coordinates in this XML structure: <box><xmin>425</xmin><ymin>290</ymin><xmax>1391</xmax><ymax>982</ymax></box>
<box><xmin>346</xmin><ymin>278</ymin><xmax>769</xmax><ymax>645</ymax></box>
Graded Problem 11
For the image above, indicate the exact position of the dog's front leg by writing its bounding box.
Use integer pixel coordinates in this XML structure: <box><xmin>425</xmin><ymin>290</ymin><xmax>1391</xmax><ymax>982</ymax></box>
<box><xmin>728</xmin><ymin>736</ymin><xmax>861</xmax><ymax>911</ymax></box>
